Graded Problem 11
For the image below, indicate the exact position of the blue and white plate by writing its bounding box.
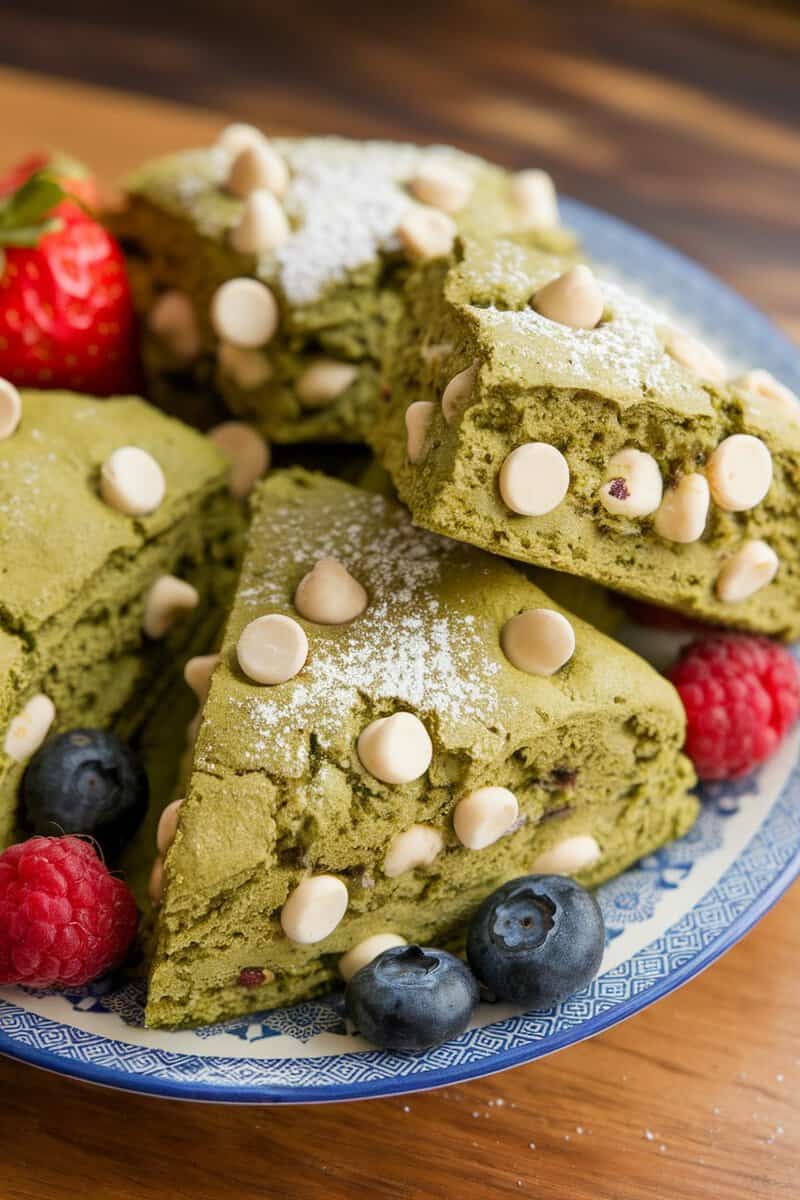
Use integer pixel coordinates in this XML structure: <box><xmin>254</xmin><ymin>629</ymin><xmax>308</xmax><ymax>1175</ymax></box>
<box><xmin>2</xmin><ymin>200</ymin><xmax>799</xmax><ymax>1104</ymax></box>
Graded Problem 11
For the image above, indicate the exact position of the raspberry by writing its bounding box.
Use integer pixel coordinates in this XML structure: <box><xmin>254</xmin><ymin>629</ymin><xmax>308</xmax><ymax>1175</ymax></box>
<box><xmin>0</xmin><ymin>836</ymin><xmax>138</xmax><ymax>987</ymax></box>
<box><xmin>668</xmin><ymin>634</ymin><xmax>800</xmax><ymax>780</ymax></box>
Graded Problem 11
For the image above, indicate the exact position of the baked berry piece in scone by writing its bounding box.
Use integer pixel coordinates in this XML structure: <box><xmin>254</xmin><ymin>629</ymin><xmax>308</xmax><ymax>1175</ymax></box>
<box><xmin>145</xmin><ymin>469</ymin><xmax>696</xmax><ymax>1029</ymax></box>
<box><xmin>113</xmin><ymin>126</ymin><xmax>575</xmax><ymax>442</ymax></box>
<box><xmin>0</xmin><ymin>385</ymin><xmax>241</xmax><ymax>848</ymax></box>
<box><xmin>371</xmin><ymin>235</ymin><xmax>800</xmax><ymax>638</ymax></box>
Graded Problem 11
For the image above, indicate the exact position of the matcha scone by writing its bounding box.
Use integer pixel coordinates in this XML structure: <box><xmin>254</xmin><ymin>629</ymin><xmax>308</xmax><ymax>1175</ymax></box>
<box><xmin>0</xmin><ymin>386</ymin><xmax>241</xmax><ymax>848</ymax></box>
<box><xmin>354</xmin><ymin>458</ymin><xmax>624</xmax><ymax>633</ymax></box>
<box><xmin>122</xmin><ymin>611</ymin><xmax>227</xmax><ymax>913</ymax></box>
<box><xmin>146</xmin><ymin>470</ymin><xmax>696</xmax><ymax>1029</ymax></box>
<box><xmin>372</xmin><ymin>236</ymin><xmax>800</xmax><ymax>637</ymax></box>
<box><xmin>115</xmin><ymin>127</ymin><xmax>575</xmax><ymax>444</ymax></box>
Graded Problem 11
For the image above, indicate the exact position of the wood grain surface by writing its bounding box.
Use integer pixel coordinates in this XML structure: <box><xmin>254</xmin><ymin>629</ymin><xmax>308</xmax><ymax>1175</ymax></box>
<box><xmin>1</xmin><ymin>3</ymin><xmax>800</xmax><ymax>1194</ymax></box>
<box><xmin>3</xmin><ymin>0</ymin><xmax>800</xmax><ymax>341</ymax></box>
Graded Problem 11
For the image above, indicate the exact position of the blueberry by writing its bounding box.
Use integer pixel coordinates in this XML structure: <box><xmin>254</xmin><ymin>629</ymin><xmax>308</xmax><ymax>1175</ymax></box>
<box><xmin>467</xmin><ymin>874</ymin><xmax>605</xmax><ymax>1008</ymax></box>
<box><xmin>22</xmin><ymin>729</ymin><xmax>149</xmax><ymax>861</ymax></box>
<box><xmin>345</xmin><ymin>944</ymin><xmax>479</xmax><ymax>1052</ymax></box>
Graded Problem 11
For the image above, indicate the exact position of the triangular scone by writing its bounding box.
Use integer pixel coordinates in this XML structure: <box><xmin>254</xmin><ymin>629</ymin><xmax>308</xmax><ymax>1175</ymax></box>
<box><xmin>0</xmin><ymin>390</ymin><xmax>240</xmax><ymax>849</ymax></box>
<box><xmin>146</xmin><ymin>470</ymin><xmax>696</xmax><ymax>1029</ymax></box>
<box><xmin>372</xmin><ymin>236</ymin><xmax>800</xmax><ymax>638</ymax></box>
<box><xmin>115</xmin><ymin>137</ymin><xmax>575</xmax><ymax>444</ymax></box>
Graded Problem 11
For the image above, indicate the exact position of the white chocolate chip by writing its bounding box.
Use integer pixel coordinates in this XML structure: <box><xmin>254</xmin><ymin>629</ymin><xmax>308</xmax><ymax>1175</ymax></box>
<box><xmin>230</xmin><ymin>188</ymin><xmax>290</xmax><ymax>254</ymax></box>
<box><xmin>294</xmin><ymin>557</ymin><xmax>368</xmax><ymax>625</ymax></box>
<box><xmin>501</xmin><ymin>609</ymin><xmax>575</xmax><ymax>676</ymax></box>
<box><xmin>357</xmin><ymin>713</ymin><xmax>433</xmax><ymax>785</ymax></box>
<box><xmin>208</xmin><ymin>421</ymin><xmax>270</xmax><ymax>498</ymax></box>
<box><xmin>147</xmin><ymin>290</ymin><xmax>201</xmax><ymax>362</ymax></box>
<box><xmin>735</xmin><ymin>369</ymin><xmax>800</xmax><ymax>428</ymax></box>
<box><xmin>441</xmin><ymin>360</ymin><xmax>479</xmax><ymax>424</ymax></box>
<box><xmin>143</xmin><ymin>575</ymin><xmax>199</xmax><ymax>639</ymax></box>
<box><xmin>184</xmin><ymin>654</ymin><xmax>221</xmax><ymax>705</ymax></box>
<box><xmin>226</xmin><ymin>142</ymin><xmax>289</xmax><ymax>199</ymax></box>
<box><xmin>716</xmin><ymin>539</ymin><xmax>779</xmax><ymax>604</ymax></box>
<box><xmin>532</xmin><ymin>834</ymin><xmax>601</xmax><ymax>875</ymax></box>
<box><xmin>3</xmin><ymin>694</ymin><xmax>55</xmax><ymax>763</ymax></box>
<box><xmin>510</xmin><ymin>169</ymin><xmax>559</xmax><ymax>229</ymax></box>
<box><xmin>408</xmin><ymin>160</ymin><xmax>473</xmax><ymax>213</ymax></box>
<box><xmin>216</xmin><ymin>122</ymin><xmax>266</xmax><ymax>159</ymax></box>
<box><xmin>661</xmin><ymin>326</ymin><xmax>726</xmax><ymax>384</ymax></box>
<box><xmin>237</xmin><ymin>614</ymin><xmax>308</xmax><ymax>685</ymax></box>
<box><xmin>148</xmin><ymin>856</ymin><xmax>165</xmax><ymax>906</ymax></box>
<box><xmin>156</xmin><ymin>798</ymin><xmax>184</xmax><ymax>856</ymax></box>
<box><xmin>296</xmin><ymin>359</ymin><xmax>357</xmax><ymax>409</ymax></box>
<box><xmin>210</xmin><ymin>278</ymin><xmax>279</xmax><ymax>349</ymax></box>
<box><xmin>453</xmin><ymin>786</ymin><xmax>519</xmax><ymax>851</ymax></box>
<box><xmin>533</xmin><ymin>265</ymin><xmax>603</xmax><ymax>330</ymax></box>
<box><xmin>217</xmin><ymin>342</ymin><xmax>273</xmax><ymax>391</ymax></box>
<box><xmin>654</xmin><ymin>472</ymin><xmax>710</xmax><ymax>543</ymax></box>
<box><xmin>405</xmin><ymin>400</ymin><xmax>435</xmax><ymax>464</ymax></box>
<box><xmin>280</xmin><ymin>874</ymin><xmax>348</xmax><ymax>944</ymax></box>
<box><xmin>707</xmin><ymin>434</ymin><xmax>773</xmax><ymax>512</ymax></box>
<box><xmin>339</xmin><ymin>933</ymin><xmax>408</xmax><ymax>981</ymax></box>
<box><xmin>100</xmin><ymin>446</ymin><xmax>166</xmax><ymax>516</ymax></box>
<box><xmin>600</xmin><ymin>448</ymin><xmax>663</xmax><ymax>518</ymax></box>
<box><xmin>0</xmin><ymin>378</ymin><xmax>22</xmax><ymax>439</ymax></box>
<box><xmin>396</xmin><ymin>206</ymin><xmax>457</xmax><ymax>260</ymax></box>
<box><xmin>498</xmin><ymin>443</ymin><xmax>570</xmax><ymax>516</ymax></box>
<box><xmin>383</xmin><ymin>824</ymin><xmax>443</xmax><ymax>878</ymax></box>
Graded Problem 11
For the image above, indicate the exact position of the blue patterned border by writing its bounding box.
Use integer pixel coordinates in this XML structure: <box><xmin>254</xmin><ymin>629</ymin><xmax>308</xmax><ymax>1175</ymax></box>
<box><xmin>2</xmin><ymin>750</ymin><xmax>798</xmax><ymax>1103</ymax></box>
<box><xmin>1</xmin><ymin>199</ymin><xmax>799</xmax><ymax>1103</ymax></box>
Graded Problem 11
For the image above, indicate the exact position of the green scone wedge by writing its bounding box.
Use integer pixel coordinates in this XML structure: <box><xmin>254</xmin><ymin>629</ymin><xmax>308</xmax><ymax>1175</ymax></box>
<box><xmin>0</xmin><ymin>389</ymin><xmax>241</xmax><ymax>849</ymax></box>
<box><xmin>371</xmin><ymin>236</ymin><xmax>800</xmax><ymax>638</ymax></box>
<box><xmin>146</xmin><ymin>469</ymin><xmax>696</xmax><ymax>1029</ymax></box>
<box><xmin>114</xmin><ymin>129</ymin><xmax>575</xmax><ymax>444</ymax></box>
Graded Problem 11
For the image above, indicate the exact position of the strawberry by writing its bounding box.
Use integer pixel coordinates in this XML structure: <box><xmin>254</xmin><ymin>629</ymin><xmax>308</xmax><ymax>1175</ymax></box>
<box><xmin>0</xmin><ymin>154</ymin><xmax>138</xmax><ymax>396</ymax></box>
<box><xmin>0</xmin><ymin>152</ymin><xmax>99</xmax><ymax>211</ymax></box>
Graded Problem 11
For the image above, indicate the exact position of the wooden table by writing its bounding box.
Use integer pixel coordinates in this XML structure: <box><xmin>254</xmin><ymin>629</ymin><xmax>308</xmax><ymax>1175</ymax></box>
<box><xmin>1</xmin><ymin>6</ymin><xmax>799</xmax><ymax>1192</ymax></box>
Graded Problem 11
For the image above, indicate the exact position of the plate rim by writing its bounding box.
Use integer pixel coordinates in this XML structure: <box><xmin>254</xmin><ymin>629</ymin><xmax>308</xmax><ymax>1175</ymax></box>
<box><xmin>560</xmin><ymin>195</ymin><xmax>800</xmax><ymax>381</ymax></box>
<box><xmin>2</xmin><ymin>831</ymin><xmax>798</xmax><ymax>1105</ymax></box>
<box><xmin>1</xmin><ymin>196</ymin><xmax>799</xmax><ymax>1104</ymax></box>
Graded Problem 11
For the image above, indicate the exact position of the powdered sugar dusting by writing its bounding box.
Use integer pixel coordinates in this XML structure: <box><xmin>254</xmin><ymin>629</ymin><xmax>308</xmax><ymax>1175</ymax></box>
<box><xmin>0</xmin><ymin>452</ymin><xmax>51</xmax><ymax>529</ymax></box>
<box><xmin>271</xmin><ymin>140</ymin><xmax>483</xmax><ymax>305</ymax></box>
<box><xmin>477</xmin><ymin>237</ymin><xmax>541</xmax><ymax>296</ymax></box>
<box><xmin>135</xmin><ymin>138</ymin><xmax>488</xmax><ymax>307</ymax></box>
<box><xmin>595</xmin><ymin>260</ymin><xmax>741</xmax><ymax>376</ymax></box>
<box><xmin>479</xmin><ymin>282</ymin><xmax>705</xmax><ymax>403</ymax></box>
<box><xmin>272</xmin><ymin>141</ymin><xmax>419</xmax><ymax>305</ymax></box>
<box><xmin>199</xmin><ymin>484</ymin><xmax>509</xmax><ymax>776</ymax></box>
<box><xmin>464</xmin><ymin>238</ymin><xmax>712</xmax><ymax>412</ymax></box>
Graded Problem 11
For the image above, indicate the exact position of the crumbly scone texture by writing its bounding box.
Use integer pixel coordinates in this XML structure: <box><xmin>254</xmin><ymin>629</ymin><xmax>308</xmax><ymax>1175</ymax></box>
<box><xmin>372</xmin><ymin>236</ymin><xmax>800</xmax><ymax>637</ymax></box>
<box><xmin>116</xmin><ymin>138</ymin><xmax>575</xmax><ymax>443</ymax></box>
<box><xmin>354</xmin><ymin>456</ymin><xmax>625</xmax><ymax>634</ymax></box>
<box><xmin>122</xmin><ymin>613</ymin><xmax>223</xmax><ymax>914</ymax></box>
<box><xmin>146</xmin><ymin>469</ymin><xmax>696</xmax><ymax>1028</ymax></box>
<box><xmin>0</xmin><ymin>391</ymin><xmax>242</xmax><ymax>847</ymax></box>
